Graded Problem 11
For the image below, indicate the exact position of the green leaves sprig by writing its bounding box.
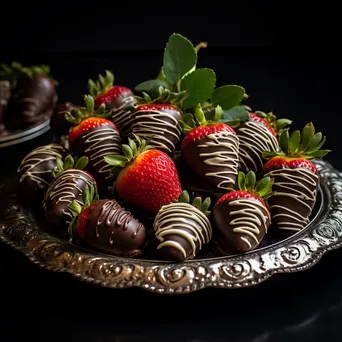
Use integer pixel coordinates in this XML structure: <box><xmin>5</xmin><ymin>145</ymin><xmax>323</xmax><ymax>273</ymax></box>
<box><xmin>238</xmin><ymin>171</ymin><xmax>274</xmax><ymax>200</ymax></box>
<box><xmin>177</xmin><ymin>190</ymin><xmax>211</xmax><ymax>217</ymax></box>
<box><xmin>52</xmin><ymin>154</ymin><xmax>89</xmax><ymax>178</ymax></box>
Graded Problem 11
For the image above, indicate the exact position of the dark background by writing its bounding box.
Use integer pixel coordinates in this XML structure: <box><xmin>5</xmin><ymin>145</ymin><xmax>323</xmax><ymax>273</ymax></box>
<box><xmin>1</xmin><ymin>3</ymin><xmax>342</xmax><ymax>341</ymax></box>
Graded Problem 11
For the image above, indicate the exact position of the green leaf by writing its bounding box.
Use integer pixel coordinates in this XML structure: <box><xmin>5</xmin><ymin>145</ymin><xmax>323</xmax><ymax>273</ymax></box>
<box><xmin>182</xmin><ymin>113</ymin><xmax>195</xmax><ymax>125</ymax></box>
<box><xmin>128</xmin><ymin>138</ymin><xmax>137</xmax><ymax>156</ymax></box>
<box><xmin>122</xmin><ymin>144</ymin><xmax>133</xmax><ymax>160</ymax></box>
<box><xmin>156</xmin><ymin>67</ymin><xmax>168</xmax><ymax>82</ymax></box>
<box><xmin>178</xmin><ymin>190</ymin><xmax>190</xmax><ymax>203</ymax></box>
<box><xmin>180</xmin><ymin>68</ymin><xmax>216</xmax><ymax>109</ymax></box>
<box><xmin>289</xmin><ymin>130</ymin><xmax>300</xmax><ymax>154</ymax></box>
<box><xmin>211</xmin><ymin>85</ymin><xmax>245</xmax><ymax>110</ymax></box>
<box><xmin>56</xmin><ymin>157</ymin><xmax>64</xmax><ymax>171</ymax></box>
<box><xmin>74</xmin><ymin>156</ymin><xmax>88</xmax><ymax>170</ymax></box>
<box><xmin>307</xmin><ymin>132</ymin><xmax>322</xmax><ymax>151</ymax></box>
<box><xmin>279</xmin><ymin>130</ymin><xmax>289</xmax><ymax>154</ymax></box>
<box><xmin>262</xmin><ymin>151</ymin><xmax>279</xmax><ymax>159</ymax></box>
<box><xmin>63</xmin><ymin>155</ymin><xmax>75</xmax><ymax>170</ymax></box>
<box><xmin>255</xmin><ymin>176</ymin><xmax>272</xmax><ymax>195</ymax></box>
<box><xmin>245</xmin><ymin>171</ymin><xmax>256</xmax><ymax>190</ymax></box>
<box><xmin>104</xmin><ymin>155</ymin><xmax>128</xmax><ymax>167</ymax></box>
<box><xmin>163</xmin><ymin>33</ymin><xmax>197</xmax><ymax>85</ymax></box>
<box><xmin>276</xmin><ymin>118</ymin><xmax>293</xmax><ymax>131</ymax></box>
<box><xmin>301</xmin><ymin>123</ymin><xmax>315</xmax><ymax>151</ymax></box>
<box><xmin>306</xmin><ymin>149</ymin><xmax>331</xmax><ymax>158</ymax></box>
<box><xmin>194</xmin><ymin>104</ymin><xmax>206</xmax><ymax>125</ymax></box>
<box><xmin>67</xmin><ymin>200</ymin><xmax>82</xmax><ymax>215</ymax></box>
<box><xmin>200</xmin><ymin>197</ymin><xmax>211</xmax><ymax>212</ymax></box>
<box><xmin>311</xmin><ymin>136</ymin><xmax>326</xmax><ymax>152</ymax></box>
<box><xmin>84</xmin><ymin>95</ymin><xmax>95</xmax><ymax>113</ymax></box>
<box><xmin>135</xmin><ymin>79</ymin><xmax>169</xmax><ymax>94</ymax></box>
<box><xmin>192</xmin><ymin>197</ymin><xmax>202</xmax><ymax>210</ymax></box>
<box><xmin>238</xmin><ymin>171</ymin><xmax>246</xmax><ymax>191</ymax></box>
<box><xmin>220</xmin><ymin>106</ymin><xmax>249</xmax><ymax>122</ymax></box>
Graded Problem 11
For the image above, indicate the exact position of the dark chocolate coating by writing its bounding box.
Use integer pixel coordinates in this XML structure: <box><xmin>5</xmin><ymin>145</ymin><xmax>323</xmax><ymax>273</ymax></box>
<box><xmin>264</xmin><ymin>167</ymin><xmax>318</xmax><ymax>232</ymax></box>
<box><xmin>50</xmin><ymin>102</ymin><xmax>80</xmax><ymax>137</ymax></box>
<box><xmin>236</xmin><ymin>120</ymin><xmax>279</xmax><ymax>173</ymax></box>
<box><xmin>17</xmin><ymin>144</ymin><xmax>66</xmax><ymax>206</ymax></box>
<box><xmin>75</xmin><ymin>199</ymin><xmax>146</xmax><ymax>257</ymax></box>
<box><xmin>70</xmin><ymin>125</ymin><xmax>121</xmax><ymax>186</ymax></box>
<box><xmin>131</xmin><ymin>105</ymin><xmax>182</xmax><ymax>155</ymax></box>
<box><xmin>43</xmin><ymin>169</ymin><xmax>96</xmax><ymax>233</ymax></box>
<box><xmin>182</xmin><ymin>131</ymin><xmax>239</xmax><ymax>193</ymax></box>
<box><xmin>213</xmin><ymin>197</ymin><xmax>270</xmax><ymax>254</ymax></box>
<box><xmin>7</xmin><ymin>73</ymin><xmax>57</xmax><ymax>126</ymax></box>
<box><xmin>0</xmin><ymin>80</ymin><xmax>11</xmax><ymax>131</ymax></box>
<box><xmin>106</xmin><ymin>90</ymin><xmax>136</xmax><ymax>138</ymax></box>
<box><xmin>153</xmin><ymin>202</ymin><xmax>212</xmax><ymax>262</ymax></box>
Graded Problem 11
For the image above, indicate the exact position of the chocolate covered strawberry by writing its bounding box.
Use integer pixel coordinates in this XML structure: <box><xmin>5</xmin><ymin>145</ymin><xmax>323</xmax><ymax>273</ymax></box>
<box><xmin>0</xmin><ymin>62</ymin><xmax>57</xmax><ymax>127</ymax></box>
<box><xmin>0</xmin><ymin>80</ymin><xmax>11</xmax><ymax>132</ymax></box>
<box><xmin>66</xmin><ymin>95</ymin><xmax>122</xmax><ymax>186</ymax></box>
<box><xmin>180</xmin><ymin>104</ymin><xmax>239</xmax><ymax>193</ymax></box>
<box><xmin>130</xmin><ymin>87</ymin><xmax>187</xmax><ymax>155</ymax></box>
<box><xmin>43</xmin><ymin>154</ymin><xmax>97</xmax><ymax>235</ymax></box>
<box><xmin>104</xmin><ymin>135</ymin><xmax>182</xmax><ymax>214</ymax></box>
<box><xmin>235</xmin><ymin>111</ymin><xmax>292</xmax><ymax>173</ymax></box>
<box><xmin>88</xmin><ymin>70</ymin><xmax>136</xmax><ymax>138</ymax></box>
<box><xmin>262</xmin><ymin>122</ymin><xmax>330</xmax><ymax>232</ymax></box>
<box><xmin>153</xmin><ymin>190</ymin><xmax>212</xmax><ymax>262</ymax></box>
<box><xmin>68</xmin><ymin>186</ymin><xmax>146</xmax><ymax>257</ymax></box>
<box><xmin>213</xmin><ymin>171</ymin><xmax>273</xmax><ymax>254</ymax></box>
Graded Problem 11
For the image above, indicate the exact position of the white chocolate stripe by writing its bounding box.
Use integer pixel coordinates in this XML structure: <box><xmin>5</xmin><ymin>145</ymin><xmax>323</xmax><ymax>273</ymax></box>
<box><xmin>111</xmin><ymin>95</ymin><xmax>135</xmax><ymax>137</ymax></box>
<box><xmin>198</xmin><ymin>131</ymin><xmax>239</xmax><ymax>190</ymax></box>
<box><xmin>154</xmin><ymin>202</ymin><xmax>212</xmax><ymax>258</ymax></box>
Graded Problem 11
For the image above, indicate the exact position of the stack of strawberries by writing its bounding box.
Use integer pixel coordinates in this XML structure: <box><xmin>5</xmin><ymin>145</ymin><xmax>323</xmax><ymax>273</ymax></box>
<box><xmin>17</xmin><ymin>33</ymin><xmax>331</xmax><ymax>262</ymax></box>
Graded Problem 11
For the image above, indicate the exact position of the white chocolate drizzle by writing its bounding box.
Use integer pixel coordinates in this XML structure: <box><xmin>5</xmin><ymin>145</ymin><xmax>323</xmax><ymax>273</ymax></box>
<box><xmin>153</xmin><ymin>202</ymin><xmax>212</xmax><ymax>259</ymax></box>
<box><xmin>197</xmin><ymin>131</ymin><xmax>239</xmax><ymax>190</ymax></box>
<box><xmin>82</xmin><ymin>126</ymin><xmax>121</xmax><ymax>181</ymax></box>
<box><xmin>228</xmin><ymin>198</ymin><xmax>269</xmax><ymax>249</ymax></box>
<box><xmin>132</xmin><ymin>109</ymin><xmax>181</xmax><ymax>154</ymax></box>
<box><xmin>17</xmin><ymin>144</ymin><xmax>65</xmax><ymax>186</ymax></box>
<box><xmin>237</xmin><ymin>120</ymin><xmax>279</xmax><ymax>171</ymax></box>
<box><xmin>264</xmin><ymin>167</ymin><xmax>318</xmax><ymax>231</ymax></box>
<box><xmin>111</xmin><ymin>95</ymin><xmax>135</xmax><ymax>137</ymax></box>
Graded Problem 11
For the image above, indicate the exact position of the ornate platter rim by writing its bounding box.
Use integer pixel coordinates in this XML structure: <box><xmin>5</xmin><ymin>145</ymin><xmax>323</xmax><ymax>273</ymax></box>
<box><xmin>1</xmin><ymin>159</ymin><xmax>342</xmax><ymax>294</ymax></box>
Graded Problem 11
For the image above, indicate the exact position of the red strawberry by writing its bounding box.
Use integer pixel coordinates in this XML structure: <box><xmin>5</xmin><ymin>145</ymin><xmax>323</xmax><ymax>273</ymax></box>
<box><xmin>88</xmin><ymin>70</ymin><xmax>136</xmax><ymax>138</ymax></box>
<box><xmin>104</xmin><ymin>135</ymin><xmax>182</xmax><ymax>214</ymax></box>
<box><xmin>262</xmin><ymin>122</ymin><xmax>331</xmax><ymax>232</ymax></box>
<box><xmin>235</xmin><ymin>111</ymin><xmax>292</xmax><ymax>173</ymax></box>
<box><xmin>180</xmin><ymin>104</ymin><xmax>239</xmax><ymax>193</ymax></box>
<box><xmin>213</xmin><ymin>171</ymin><xmax>273</xmax><ymax>254</ymax></box>
<box><xmin>66</xmin><ymin>95</ymin><xmax>122</xmax><ymax>186</ymax></box>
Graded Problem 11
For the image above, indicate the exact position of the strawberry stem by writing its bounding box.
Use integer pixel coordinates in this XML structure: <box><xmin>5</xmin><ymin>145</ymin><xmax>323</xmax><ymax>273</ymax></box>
<box><xmin>238</xmin><ymin>171</ymin><xmax>274</xmax><ymax>200</ymax></box>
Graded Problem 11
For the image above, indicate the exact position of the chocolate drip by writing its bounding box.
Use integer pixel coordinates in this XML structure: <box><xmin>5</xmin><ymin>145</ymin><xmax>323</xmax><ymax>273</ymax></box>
<box><xmin>17</xmin><ymin>144</ymin><xmax>66</xmax><ymax>205</ymax></box>
<box><xmin>76</xmin><ymin>199</ymin><xmax>146</xmax><ymax>257</ymax></box>
<box><xmin>0</xmin><ymin>81</ymin><xmax>11</xmax><ymax>132</ymax></box>
<box><xmin>237</xmin><ymin>120</ymin><xmax>279</xmax><ymax>172</ymax></box>
<box><xmin>108</xmin><ymin>93</ymin><xmax>136</xmax><ymax>138</ymax></box>
<box><xmin>264</xmin><ymin>167</ymin><xmax>318</xmax><ymax>232</ymax></box>
<box><xmin>70</xmin><ymin>125</ymin><xmax>121</xmax><ymax>185</ymax></box>
<box><xmin>213</xmin><ymin>197</ymin><xmax>270</xmax><ymax>254</ymax></box>
<box><xmin>182</xmin><ymin>131</ymin><xmax>239</xmax><ymax>193</ymax></box>
<box><xmin>153</xmin><ymin>202</ymin><xmax>212</xmax><ymax>262</ymax></box>
<box><xmin>43</xmin><ymin>169</ymin><xmax>95</xmax><ymax>232</ymax></box>
<box><xmin>131</xmin><ymin>107</ymin><xmax>182</xmax><ymax>154</ymax></box>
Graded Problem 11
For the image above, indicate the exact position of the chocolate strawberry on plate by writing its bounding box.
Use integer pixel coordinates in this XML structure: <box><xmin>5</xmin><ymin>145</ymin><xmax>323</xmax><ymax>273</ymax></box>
<box><xmin>213</xmin><ymin>170</ymin><xmax>273</xmax><ymax>254</ymax></box>
<box><xmin>43</xmin><ymin>154</ymin><xmax>97</xmax><ymax>235</ymax></box>
<box><xmin>66</xmin><ymin>95</ymin><xmax>122</xmax><ymax>186</ymax></box>
<box><xmin>180</xmin><ymin>104</ymin><xmax>239</xmax><ymax>193</ymax></box>
<box><xmin>104</xmin><ymin>134</ymin><xmax>183</xmax><ymax>215</ymax></box>
<box><xmin>153</xmin><ymin>190</ymin><xmax>212</xmax><ymax>262</ymax></box>
<box><xmin>235</xmin><ymin>111</ymin><xmax>292</xmax><ymax>173</ymax></box>
<box><xmin>262</xmin><ymin>122</ymin><xmax>331</xmax><ymax>233</ymax></box>
<box><xmin>88</xmin><ymin>70</ymin><xmax>136</xmax><ymax>139</ymax></box>
<box><xmin>68</xmin><ymin>185</ymin><xmax>147</xmax><ymax>257</ymax></box>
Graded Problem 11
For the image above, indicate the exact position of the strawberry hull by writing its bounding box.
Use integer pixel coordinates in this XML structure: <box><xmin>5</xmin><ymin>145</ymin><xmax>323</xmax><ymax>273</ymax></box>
<box><xmin>263</xmin><ymin>164</ymin><xmax>319</xmax><ymax>232</ymax></box>
<box><xmin>131</xmin><ymin>104</ymin><xmax>182</xmax><ymax>155</ymax></box>
<box><xmin>213</xmin><ymin>196</ymin><xmax>270</xmax><ymax>253</ymax></box>
<box><xmin>74</xmin><ymin>199</ymin><xmax>146</xmax><ymax>257</ymax></box>
<box><xmin>182</xmin><ymin>130</ymin><xmax>239</xmax><ymax>193</ymax></box>
<box><xmin>43</xmin><ymin>169</ymin><xmax>96</xmax><ymax>236</ymax></box>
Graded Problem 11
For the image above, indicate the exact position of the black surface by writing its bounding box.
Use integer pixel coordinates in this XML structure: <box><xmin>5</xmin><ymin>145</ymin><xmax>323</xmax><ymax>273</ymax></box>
<box><xmin>1</xmin><ymin>5</ymin><xmax>342</xmax><ymax>341</ymax></box>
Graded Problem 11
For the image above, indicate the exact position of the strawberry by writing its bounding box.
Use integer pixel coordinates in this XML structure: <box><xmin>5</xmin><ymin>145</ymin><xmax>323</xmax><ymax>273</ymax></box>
<box><xmin>235</xmin><ymin>111</ymin><xmax>292</xmax><ymax>173</ymax></box>
<box><xmin>213</xmin><ymin>170</ymin><xmax>273</xmax><ymax>254</ymax></box>
<box><xmin>262</xmin><ymin>122</ymin><xmax>331</xmax><ymax>232</ymax></box>
<box><xmin>153</xmin><ymin>190</ymin><xmax>212</xmax><ymax>262</ymax></box>
<box><xmin>0</xmin><ymin>61</ymin><xmax>57</xmax><ymax>127</ymax></box>
<box><xmin>67</xmin><ymin>186</ymin><xmax>146</xmax><ymax>257</ymax></box>
<box><xmin>66</xmin><ymin>95</ymin><xmax>122</xmax><ymax>186</ymax></box>
<box><xmin>180</xmin><ymin>104</ymin><xmax>239</xmax><ymax>193</ymax></box>
<box><xmin>43</xmin><ymin>155</ymin><xmax>97</xmax><ymax>237</ymax></box>
<box><xmin>88</xmin><ymin>70</ymin><xmax>136</xmax><ymax>138</ymax></box>
<box><xmin>130</xmin><ymin>86</ymin><xmax>187</xmax><ymax>155</ymax></box>
<box><xmin>104</xmin><ymin>135</ymin><xmax>183</xmax><ymax>214</ymax></box>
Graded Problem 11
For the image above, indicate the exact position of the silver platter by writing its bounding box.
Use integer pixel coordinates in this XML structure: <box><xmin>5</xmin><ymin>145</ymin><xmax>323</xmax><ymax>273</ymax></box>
<box><xmin>0</xmin><ymin>159</ymin><xmax>341</xmax><ymax>294</ymax></box>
